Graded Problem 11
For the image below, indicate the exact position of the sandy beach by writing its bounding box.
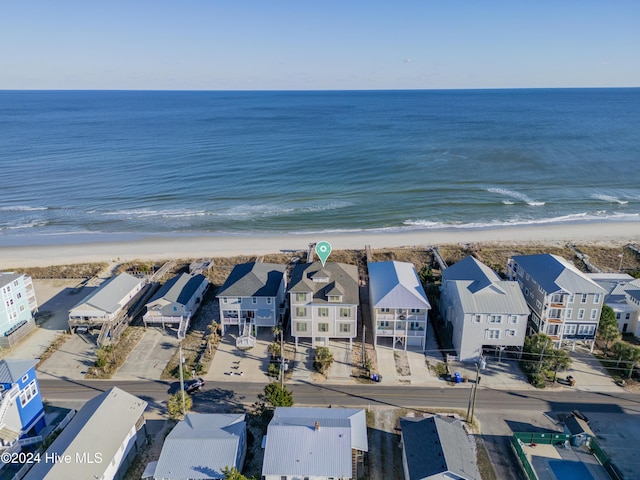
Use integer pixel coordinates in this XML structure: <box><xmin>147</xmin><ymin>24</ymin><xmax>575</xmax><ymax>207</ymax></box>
<box><xmin>1</xmin><ymin>221</ymin><xmax>639</xmax><ymax>268</ymax></box>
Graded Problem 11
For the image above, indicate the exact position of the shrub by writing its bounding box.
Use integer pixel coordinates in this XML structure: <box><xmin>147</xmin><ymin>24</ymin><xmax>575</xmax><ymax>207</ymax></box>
<box><xmin>268</xmin><ymin>363</ymin><xmax>280</xmax><ymax>377</ymax></box>
<box><xmin>314</xmin><ymin>347</ymin><xmax>334</xmax><ymax>374</ymax></box>
<box><xmin>262</xmin><ymin>382</ymin><xmax>294</xmax><ymax>407</ymax></box>
<box><xmin>434</xmin><ymin>362</ymin><xmax>448</xmax><ymax>378</ymax></box>
<box><xmin>167</xmin><ymin>392</ymin><xmax>192</xmax><ymax>419</ymax></box>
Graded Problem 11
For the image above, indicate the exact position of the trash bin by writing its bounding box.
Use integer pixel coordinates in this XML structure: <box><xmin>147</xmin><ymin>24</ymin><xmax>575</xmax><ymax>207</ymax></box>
<box><xmin>372</xmin><ymin>373</ymin><xmax>379</xmax><ymax>382</ymax></box>
<box><xmin>454</xmin><ymin>372</ymin><xmax>462</xmax><ymax>383</ymax></box>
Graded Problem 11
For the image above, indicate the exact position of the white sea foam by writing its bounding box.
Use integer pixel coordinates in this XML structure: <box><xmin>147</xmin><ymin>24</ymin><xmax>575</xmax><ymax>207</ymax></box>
<box><xmin>0</xmin><ymin>205</ymin><xmax>48</xmax><ymax>212</ymax></box>
<box><xmin>210</xmin><ymin>201</ymin><xmax>353</xmax><ymax>219</ymax></box>
<box><xmin>487</xmin><ymin>188</ymin><xmax>545</xmax><ymax>206</ymax></box>
<box><xmin>400</xmin><ymin>211</ymin><xmax>640</xmax><ymax>230</ymax></box>
<box><xmin>502</xmin><ymin>200</ymin><xmax>515</xmax><ymax>205</ymax></box>
<box><xmin>0</xmin><ymin>220</ymin><xmax>49</xmax><ymax>231</ymax></box>
<box><xmin>101</xmin><ymin>208</ymin><xmax>208</xmax><ymax>218</ymax></box>
<box><xmin>591</xmin><ymin>194</ymin><xmax>629</xmax><ymax>205</ymax></box>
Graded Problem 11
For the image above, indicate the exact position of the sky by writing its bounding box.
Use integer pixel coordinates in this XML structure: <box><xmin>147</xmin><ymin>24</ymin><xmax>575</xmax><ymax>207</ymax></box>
<box><xmin>1</xmin><ymin>1</ymin><xmax>639</xmax><ymax>90</ymax></box>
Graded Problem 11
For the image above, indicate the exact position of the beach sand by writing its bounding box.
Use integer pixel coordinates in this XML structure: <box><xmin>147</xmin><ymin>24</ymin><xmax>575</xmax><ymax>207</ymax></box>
<box><xmin>1</xmin><ymin>221</ymin><xmax>639</xmax><ymax>268</ymax></box>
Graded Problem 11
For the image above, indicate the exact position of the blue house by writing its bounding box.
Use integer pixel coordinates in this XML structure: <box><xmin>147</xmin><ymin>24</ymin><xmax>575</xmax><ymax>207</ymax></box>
<box><xmin>0</xmin><ymin>359</ymin><xmax>45</xmax><ymax>447</ymax></box>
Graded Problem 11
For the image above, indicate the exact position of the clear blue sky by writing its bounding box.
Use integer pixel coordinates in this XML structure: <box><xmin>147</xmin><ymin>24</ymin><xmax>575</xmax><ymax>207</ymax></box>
<box><xmin>1</xmin><ymin>1</ymin><xmax>639</xmax><ymax>90</ymax></box>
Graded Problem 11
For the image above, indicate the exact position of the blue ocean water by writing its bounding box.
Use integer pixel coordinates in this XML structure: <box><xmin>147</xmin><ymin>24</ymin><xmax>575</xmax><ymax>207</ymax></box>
<box><xmin>0</xmin><ymin>89</ymin><xmax>639</xmax><ymax>243</ymax></box>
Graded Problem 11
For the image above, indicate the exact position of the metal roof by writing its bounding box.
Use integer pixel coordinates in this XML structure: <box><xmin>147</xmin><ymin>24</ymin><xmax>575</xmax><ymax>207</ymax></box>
<box><xmin>70</xmin><ymin>272</ymin><xmax>143</xmax><ymax>314</ymax></box>
<box><xmin>589</xmin><ymin>274</ymin><xmax>640</xmax><ymax>309</ymax></box>
<box><xmin>146</xmin><ymin>273</ymin><xmax>207</xmax><ymax>308</ymax></box>
<box><xmin>511</xmin><ymin>254</ymin><xmax>605</xmax><ymax>295</ymax></box>
<box><xmin>288</xmin><ymin>262</ymin><xmax>360</xmax><ymax>305</ymax></box>
<box><xmin>262</xmin><ymin>407</ymin><xmax>367</xmax><ymax>477</ymax></box>
<box><xmin>153</xmin><ymin>413</ymin><xmax>246</xmax><ymax>479</ymax></box>
<box><xmin>443</xmin><ymin>256</ymin><xmax>501</xmax><ymax>293</ymax></box>
<box><xmin>24</xmin><ymin>387</ymin><xmax>147</xmax><ymax>480</ymax></box>
<box><xmin>0</xmin><ymin>359</ymin><xmax>36</xmax><ymax>384</ymax></box>
<box><xmin>443</xmin><ymin>257</ymin><xmax>528</xmax><ymax>315</ymax></box>
<box><xmin>401</xmin><ymin>416</ymin><xmax>480</xmax><ymax>480</ymax></box>
<box><xmin>368</xmin><ymin>261</ymin><xmax>430</xmax><ymax>309</ymax></box>
<box><xmin>216</xmin><ymin>262</ymin><xmax>285</xmax><ymax>298</ymax></box>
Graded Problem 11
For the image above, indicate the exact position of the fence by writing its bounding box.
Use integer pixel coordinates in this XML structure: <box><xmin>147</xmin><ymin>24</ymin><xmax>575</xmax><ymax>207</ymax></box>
<box><xmin>512</xmin><ymin>433</ymin><xmax>573</xmax><ymax>480</ymax></box>
<box><xmin>590</xmin><ymin>438</ymin><xmax>624</xmax><ymax>480</ymax></box>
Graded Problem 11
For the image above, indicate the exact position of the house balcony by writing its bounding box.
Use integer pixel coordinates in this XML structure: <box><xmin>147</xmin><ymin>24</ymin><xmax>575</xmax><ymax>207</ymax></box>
<box><xmin>222</xmin><ymin>316</ymin><xmax>239</xmax><ymax>325</ymax></box>
<box><xmin>545</xmin><ymin>317</ymin><xmax>564</xmax><ymax>324</ymax></box>
<box><xmin>376</xmin><ymin>327</ymin><xmax>425</xmax><ymax>337</ymax></box>
<box><xmin>376</xmin><ymin>314</ymin><xmax>423</xmax><ymax>322</ymax></box>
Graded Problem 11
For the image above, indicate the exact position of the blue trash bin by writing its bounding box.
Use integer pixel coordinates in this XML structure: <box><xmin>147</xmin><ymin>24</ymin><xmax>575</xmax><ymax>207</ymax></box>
<box><xmin>372</xmin><ymin>373</ymin><xmax>379</xmax><ymax>382</ymax></box>
<box><xmin>454</xmin><ymin>372</ymin><xmax>462</xmax><ymax>383</ymax></box>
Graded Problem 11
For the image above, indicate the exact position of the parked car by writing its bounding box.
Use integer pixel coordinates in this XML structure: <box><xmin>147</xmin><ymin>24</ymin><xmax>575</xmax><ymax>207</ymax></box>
<box><xmin>185</xmin><ymin>377</ymin><xmax>205</xmax><ymax>394</ymax></box>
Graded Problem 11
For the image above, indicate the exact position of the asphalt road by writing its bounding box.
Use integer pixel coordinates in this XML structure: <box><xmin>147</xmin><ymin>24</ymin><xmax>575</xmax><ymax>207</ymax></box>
<box><xmin>39</xmin><ymin>378</ymin><xmax>640</xmax><ymax>415</ymax></box>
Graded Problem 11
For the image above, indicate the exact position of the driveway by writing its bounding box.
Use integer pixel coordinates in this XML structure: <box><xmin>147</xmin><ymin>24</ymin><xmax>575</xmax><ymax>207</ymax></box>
<box><xmin>204</xmin><ymin>329</ymin><xmax>272</xmax><ymax>384</ymax></box>
<box><xmin>112</xmin><ymin>328</ymin><xmax>179</xmax><ymax>380</ymax></box>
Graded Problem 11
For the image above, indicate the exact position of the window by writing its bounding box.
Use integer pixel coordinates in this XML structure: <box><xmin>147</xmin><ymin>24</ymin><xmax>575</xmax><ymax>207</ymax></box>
<box><xmin>296</xmin><ymin>322</ymin><xmax>307</xmax><ymax>332</ymax></box>
<box><xmin>318</xmin><ymin>323</ymin><xmax>329</xmax><ymax>332</ymax></box>
<box><xmin>538</xmin><ymin>285</ymin><xmax>544</xmax><ymax>294</ymax></box>
<box><xmin>409</xmin><ymin>321</ymin><xmax>422</xmax><ymax>330</ymax></box>
<box><xmin>581</xmin><ymin>294</ymin><xmax>588</xmax><ymax>303</ymax></box>
<box><xmin>489</xmin><ymin>315</ymin><xmax>502</xmax><ymax>324</ymax></box>
<box><xmin>380</xmin><ymin>308</ymin><xmax>390</xmax><ymax>313</ymax></box>
<box><xmin>565</xmin><ymin>308</ymin><xmax>572</xmax><ymax>319</ymax></box>
<box><xmin>578</xmin><ymin>309</ymin><xmax>585</xmax><ymax>319</ymax></box>
<box><xmin>473</xmin><ymin>315</ymin><xmax>482</xmax><ymax>323</ymax></box>
<box><xmin>590</xmin><ymin>309</ymin><xmax>598</xmax><ymax>320</ymax></box>
<box><xmin>535</xmin><ymin>300</ymin><xmax>542</xmax><ymax>309</ymax></box>
<box><xmin>19</xmin><ymin>380</ymin><xmax>37</xmax><ymax>407</ymax></box>
<box><xmin>564</xmin><ymin>324</ymin><xmax>577</xmax><ymax>335</ymax></box>
<box><xmin>340</xmin><ymin>308</ymin><xmax>351</xmax><ymax>318</ymax></box>
<box><xmin>16</xmin><ymin>292</ymin><xmax>21</xmax><ymax>299</ymax></box>
<box><xmin>295</xmin><ymin>307</ymin><xmax>307</xmax><ymax>317</ymax></box>
<box><xmin>379</xmin><ymin>320</ymin><xmax>390</xmax><ymax>328</ymax></box>
<box><xmin>487</xmin><ymin>329</ymin><xmax>500</xmax><ymax>340</ymax></box>
<box><xmin>21</xmin><ymin>374</ymin><xmax>29</xmax><ymax>383</ymax></box>
<box><xmin>266</xmin><ymin>298</ymin><xmax>272</xmax><ymax>304</ymax></box>
<box><xmin>626</xmin><ymin>313</ymin><xmax>631</xmax><ymax>320</ymax></box>
<box><xmin>295</xmin><ymin>293</ymin><xmax>307</xmax><ymax>302</ymax></box>
<box><xmin>568</xmin><ymin>294</ymin><xmax>575</xmax><ymax>303</ymax></box>
<box><xmin>578</xmin><ymin>324</ymin><xmax>596</xmax><ymax>336</ymax></box>
<box><xmin>594</xmin><ymin>293</ymin><xmax>601</xmax><ymax>304</ymax></box>
<box><xmin>616</xmin><ymin>313</ymin><xmax>621</xmax><ymax>319</ymax></box>
<box><xmin>328</xmin><ymin>295</ymin><xmax>341</xmax><ymax>302</ymax></box>
<box><xmin>252</xmin><ymin>298</ymin><xmax>257</xmax><ymax>304</ymax></box>
<box><xmin>223</xmin><ymin>297</ymin><xmax>228</xmax><ymax>304</ymax></box>
<box><xmin>507</xmin><ymin>329</ymin><xmax>516</xmax><ymax>337</ymax></box>
<box><xmin>339</xmin><ymin>323</ymin><xmax>351</xmax><ymax>333</ymax></box>
<box><xmin>237</xmin><ymin>298</ymin><xmax>241</xmax><ymax>304</ymax></box>
<box><xmin>19</xmin><ymin>305</ymin><xmax>24</xmax><ymax>311</ymax></box>
<box><xmin>524</xmin><ymin>287</ymin><xmax>530</xmax><ymax>297</ymax></box>
<box><xmin>318</xmin><ymin>307</ymin><xmax>329</xmax><ymax>317</ymax></box>
<box><xmin>510</xmin><ymin>315</ymin><xmax>518</xmax><ymax>324</ymax></box>
<box><xmin>526</xmin><ymin>273</ymin><xmax>530</xmax><ymax>281</ymax></box>
<box><xmin>410</xmin><ymin>308</ymin><xmax>421</xmax><ymax>314</ymax></box>
<box><xmin>13</xmin><ymin>280</ymin><xmax>19</xmax><ymax>286</ymax></box>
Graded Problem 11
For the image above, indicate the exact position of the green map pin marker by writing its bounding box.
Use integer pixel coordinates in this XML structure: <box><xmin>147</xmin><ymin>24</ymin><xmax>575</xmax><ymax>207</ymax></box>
<box><xmin>315</xmin><ymin>241</ymin><xmax>332</xmax><ymax>266</ymax></box>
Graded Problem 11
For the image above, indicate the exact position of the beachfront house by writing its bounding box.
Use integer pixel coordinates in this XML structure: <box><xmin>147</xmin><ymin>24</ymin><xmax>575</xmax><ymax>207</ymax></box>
<box><xmin>506</xmin><ymin>254</ymin><xmax>606</xmax><ymax>351</ymax></box>
<box><xmin>23</xmin><ymin>387</ymin><xmax>147</xmax><ymax>480</ymax></box>
<box><xmin>0</xmin><ymin>273</ymin><xmax>38</xmax><ymax>348</ymax></box>
<box><xmin>217</xmin><ymin>262</ymin><xmax>286</xmax><ymax>347</ymax></box>
<box><xmin>400</xmin><ymin>415</ymin><xmax>480</xmax><ymax>480</ymax></box>
<box><xmin>368</xmin><ymin>261</ymin><xmax>430</xmax><ymax>351</ymax></box>
<box><xmin>0</xmin><ymin>359</ymin><xmax>46</xmax><ymax>452</ymax></box>
<box><xmin>143</xmin><ymin>273</ymin><xmax>209</xmax><ymax>339</ymax></box>
<box><xmin>587</xmin><ymin>273</ymin><xmax>640</xmax><ymax>336</ymax></box>
<box><xmin>440</xmin><ymin>256</ymin><xmax>529</xmax><ymax>362</ymax></box>
<box><xmin>262</xmin><ymin>407</ymin><xmax>368</xmax><ymax>480</ymax></box>
<box><xmin>288</xmin><ymin>261</ymin><xmax>359</xmax><ymax>348</ymax></box>
<box><xmin>68</xmin><ymin>272</ymin><xmax>145</xmax><ymax>331</ymax></box>
<box><xmin>143</xmin><ymin>413</ymin><xmax>246</xmax><ymax>480</ymax></box>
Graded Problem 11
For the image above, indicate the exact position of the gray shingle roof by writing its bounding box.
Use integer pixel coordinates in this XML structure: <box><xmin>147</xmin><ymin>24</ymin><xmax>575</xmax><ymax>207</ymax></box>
<box><xmin>443</xmin><ymin>256</ymin><xmax>501</xmax><ymax>293</ymax></box>
<box><xmin>153</xmin><ymin>413</ymin><xmax>246</xmax><ymax>480</ymax></box>
<box><xmin>0</xmin><ymin>359</ymin><xmax>36</xmax><ymax>384</ymax></box>
<box><xmin>216</xmin><ymin>262</ymin><xmax>285</xmax><ymax>298</ymax></box>
<box><xmin>288</xmin><ymin>262</ymin><xmax>359</xmax><ymax>305</ymax></box>
<box><xmin>512</xmin><ymin>254</ymin><xmax>605</xmax><ymax>295</ymax></box>
<box><xmin>24</xmin><ymin>387</ymin><xmax>147</xmax><ymax>480</ymax></box>
<box><xmin>70</xmin><ymin>272</ymin><xmax>143</xmax><ymax>314</ymax></box>
<box><xmin>262</xmin><ymin>407</ymin><xmax>367</xmax><ymax>477</ymax></box>
<box><xmin>147</xmin><ymin>273</ymin><xmax>207</xmax><ymax>307</ymax></box>
<box><xmin>401</xmin><ymin>416</ymin><xmax>480</xmax><ymax>480</ymax></box>
<box><xmin>0</xmin><ymin>272</ymin><xmax>23</xmax><ymax>287</ymax></box>
<box><xmin>369</xmin><ymin>261</ymin><xmax>430</xmax><ymax>309</ymax></box>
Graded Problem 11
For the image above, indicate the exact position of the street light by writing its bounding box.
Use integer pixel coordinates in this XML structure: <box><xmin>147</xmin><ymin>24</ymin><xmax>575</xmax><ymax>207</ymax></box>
<box><xmin>466</xmin><ymin>355</ymin><xmax>486</xmax><ymax>424</ymax></box>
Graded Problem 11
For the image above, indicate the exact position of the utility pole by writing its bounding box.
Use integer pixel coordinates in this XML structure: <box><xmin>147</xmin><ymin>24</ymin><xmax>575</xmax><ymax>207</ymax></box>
<box><xmin>466</xmin><ymin>355</ymin><xmax>486</xmax><ymax>423</ymax></box>
<box><xmin>178</xmin><ymin>341</ymin><xmax>186</xmax><ymax>416</ymax></box>
<box><xmin>538</xmin><ymin>338</ymin><xmax>550</xmax><ymax>373</ymax></box>
<box><xmin>280</xmin><ymin>326</ymin><xmax>284</xmax><ymax>388</ymax></box>
<box><xmin>362</xmin><ymin>324</ymin><xmax>366</xmax><ymax>369</ymax></box>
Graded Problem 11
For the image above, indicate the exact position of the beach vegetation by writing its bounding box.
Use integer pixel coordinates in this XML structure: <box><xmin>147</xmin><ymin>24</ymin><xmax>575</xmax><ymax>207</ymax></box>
<box><xmin>85</xmin><ymin>326</ymin><xmax>145</xmax><ymax>379</ymax></box>
<box><xmin>167</xmin><ymin>392</ymin><xmax>192</xmax><ymax>419</ymax></box>
<box><xmin>267</xmin><ymin>363</ymin><xmax>279</xmax><ymax>377</ymax></box>
<box><xmin>261</xmin><ymin>382</ymin><xmax>294</xmax><ymax>408</ymax></box>
<box><xmin>223</xmin><ymin>467</ymin><xmax>255</xmax><ymax>480</ymax></box>
<box><xmin>267</xmin><ymin>341</ymin><xmax>281</xmax><ymax>359</ymax></box>
<box><xmin>598</xmin><ymin>305</ymin><xmax>621</xmax><ymax>352</ymax></box>
<box><xmin>520</xmin><ymin>333</ymin><xmax>571</xmax><ymax>387</ymax></box>
<box><xmin>14</xmin><ymin>262</ymin><xmax>108</xmax><ymax>279</ymax></box>
<box><xmin>313</xmin><ymin>346</ymin><xmax>334</xmax><ymax>374</ymax></box>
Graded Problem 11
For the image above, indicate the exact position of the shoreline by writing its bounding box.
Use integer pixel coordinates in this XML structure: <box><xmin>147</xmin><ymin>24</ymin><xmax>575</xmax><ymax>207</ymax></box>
<box><xmin>1</xmin><ymin>221</ymin><xmax>639</xmax><ymax>268</ymax></box>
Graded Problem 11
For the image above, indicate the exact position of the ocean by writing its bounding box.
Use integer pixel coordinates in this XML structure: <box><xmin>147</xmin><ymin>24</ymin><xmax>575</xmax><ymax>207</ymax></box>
<box><xmin>1</xmin><ymin>89</ymin><xmax>639</xmax><ymax>245</ymax></box>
